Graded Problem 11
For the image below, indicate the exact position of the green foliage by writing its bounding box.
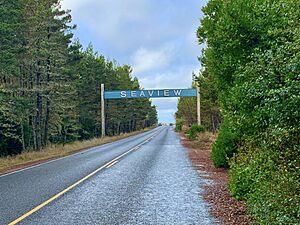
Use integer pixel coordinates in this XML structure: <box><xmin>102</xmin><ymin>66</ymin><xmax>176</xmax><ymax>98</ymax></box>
<box><xmin>230</xmin><ymin>148</ymin><xmax>300</xmax><ymax>224</ymax></box>
<box><xmin>198</xmin><ymin>0</ymin><xmax>300</xmax><ymax>223</ymax></box>
<box><xmin>197</xmin><ymin>70</ymin><xmax>221</xmax><ymax>132</ymax></box>
<box><xmin>175</xmin><ymin>118</ymin><xmax>184</xmax><ymax>132</ymax></box>
<box><xmin>176</xmin><ymin>95</ymin><xmax>197</xmax><ymax>126</ymax></box>
<box><xmin>211</xmin><ymin>119</ymin><xmax>239</xmax><ymax>168</ymax></box>
<box><xmin>186</xmin><ymin>124</ymin><xmax>205</xmax><ymax>140</ymax></box>
<box><xmin>0</xmin><ymin>0</ymin><xmax>22</xmax><ymax>77</ymax></box>
<box><xmin>175</xmin><ymin>78</ymin><xmax>220</xmax><ymax>132</ymax></box>
<box><xmin>0</xmin><ymin>111</ymin><xmax>23</xmax><ymax>156</ymax></box>
<box><xmin>0</xmin><ymin>1</ymin><xmax>157</xmax><ymax>156</ymax></box>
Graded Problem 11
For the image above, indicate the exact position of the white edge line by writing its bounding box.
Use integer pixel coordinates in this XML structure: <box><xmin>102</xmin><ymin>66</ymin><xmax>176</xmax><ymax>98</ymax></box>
<box><xmin>106</xmin><ymin>160</ymin><xmax>118</xmax><ymax>169</ymax></box>
<box><xmin>6</xmin><ymin>128</ymin><xmax>165</xmax><ymax>224</ymax></box>
<box><xmin>0</xmin><ymin>127</ymin><xmax>163</xmax><ymax>178</ymax></box>
<box><xmin>0</xmin><ymin>127</ymin><xmax>162</xmax><ymax>178</ymax></box>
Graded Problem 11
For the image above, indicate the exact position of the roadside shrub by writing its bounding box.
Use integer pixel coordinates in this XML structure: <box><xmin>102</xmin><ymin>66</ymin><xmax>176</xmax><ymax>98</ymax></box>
<box><xmin>230</xmin><ymin>146</ymin><xmax>300</xmax><ymax>224</ymax></box>
<box><xmin>198</xmin><ymin>0</ymin><xmax>300</xmax><ymax>223</ymax></box>
<box><xmin>211</xmin><ymin>119</ymin><xmax>239</xmax><ymax>168</ymax></box>
<box><xmin>186</xmin><ymin>124</ymin><xmax>205</xmax><ymax>139</ymax></box>
<box><xmin>175</xmin><ymin>118</ymin><xmax>184</xmax><ymax>132</ymax></box>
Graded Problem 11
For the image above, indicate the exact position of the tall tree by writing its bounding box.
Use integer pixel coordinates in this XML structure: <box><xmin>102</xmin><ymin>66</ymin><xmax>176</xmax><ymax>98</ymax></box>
<box><xmin>0</xmin><ymin>0</ymin><xmax>157</xmax><ymax>157</ymax></box>
<box><xmin>0</xmin><ymin>0</ymin><xmax>24</xmax><ymax>154</ymax></box>
<box><xmin>197</xmin><ymin>0</ymin><xmax>300</xmax><ymax>223</ymax></box>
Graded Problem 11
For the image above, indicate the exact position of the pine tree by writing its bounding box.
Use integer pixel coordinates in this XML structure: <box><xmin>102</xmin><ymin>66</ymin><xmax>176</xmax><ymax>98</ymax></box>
<box><xmin>0</xmin><ymin>0</ymin><xmax>157</xmax><ymax>156</ymax></box>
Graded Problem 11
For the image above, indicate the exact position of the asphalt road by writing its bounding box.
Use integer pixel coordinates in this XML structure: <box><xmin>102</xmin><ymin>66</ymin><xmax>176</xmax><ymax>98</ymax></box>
<box><xmin>0</xmin><ymin>126</ymin><xmax>216</xmax><ymax>225</ymax></box>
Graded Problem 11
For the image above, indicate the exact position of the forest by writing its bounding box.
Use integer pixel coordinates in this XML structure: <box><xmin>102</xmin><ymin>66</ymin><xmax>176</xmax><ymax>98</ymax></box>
<box><xmin>0</xmin><ymin>0</ymin><xmax>157</xmax><ymax>156</ymax></box>
<box><xmin>186</xmin><ymin>0</ymin><xmax>298</xmax><ymax>224</ymax></box>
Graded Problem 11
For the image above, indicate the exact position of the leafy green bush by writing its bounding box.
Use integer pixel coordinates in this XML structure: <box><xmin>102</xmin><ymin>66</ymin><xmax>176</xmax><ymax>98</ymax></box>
<box><xmin>175</xmin><ymin>118</ymin><xmax>184</xmax><ymax>132</ymax></box>
<box><xmin>186</xmin><ymin>124</ymin><xmax>205</xmax><ymax>139</ymax></box>
<box><xmin>230</xmin><ymin>146</ymin><xmax>300</xmax><ymax>224</ymax></box>
<box><xmin>211</xmin><ymin>119</ymin><xmax>239</xmax><ymax>168</ymax></box>
<box><xmin>198</xmin><ymin>0</ymin><xmax>300</xmax><ymax>223</ymax></box>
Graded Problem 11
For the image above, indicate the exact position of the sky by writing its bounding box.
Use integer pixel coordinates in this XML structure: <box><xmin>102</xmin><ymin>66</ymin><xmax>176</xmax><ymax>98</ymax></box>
<box><xmin>61</xmin><ymin>0</ymin><xmax>207</xmax><ymax>123</ymax></box>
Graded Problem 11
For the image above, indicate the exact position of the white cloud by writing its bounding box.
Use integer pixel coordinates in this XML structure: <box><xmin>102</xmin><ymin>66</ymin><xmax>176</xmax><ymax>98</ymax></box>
<box><xmin>157</xmin><ymin>109</ymin><xmax>176</xmax><ymax>123</ymax></box>
<box><xmin>61</xmin><ymin>0</ymin><xmax>94</xmax><ymax>12</ymax></box>
<box><xmin>131</xmin><ymin>43</ymin><xmax>175</xmax><ymax>74</ymax></box>
<box><xmin>60</xmin><ymin>0</ymin><xmax>207</xmax><ymax>122</ymax></box>
<box><xmin>138</xmin><ymin>65</ymin><xmax>199</xmax><ymax>89</ymax></box>
<box><xmin>62</xmin><ymin>0</ymin><xmax>152</xmax><ymax>50</ymax></box>
<box><xmin>152</xmin><ymin>99</ymin><xmax>178</xmax><ymax>123</ymax></box>
<box><xmin>61</xmin><ymin>0</ymin><xmax>203</xmax><ymax>52</ymax></box>
<box><xmin>136</xmin><ymin>65</ymin><xmax>200</xmax><ymax>123</ymax></box>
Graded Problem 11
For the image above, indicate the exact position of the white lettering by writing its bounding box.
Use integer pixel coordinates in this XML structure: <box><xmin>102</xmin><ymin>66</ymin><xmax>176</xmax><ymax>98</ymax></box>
<box><xmin>140</xmin><ymin>91</ymin><xmax>145</xmax><ymax>97</ymax></box>
<box><xmin>157</xmin><ymin>90</ymin><xmax>160</xmax><ymax>97</ymax></box>
<box><xmin>148</xmin><ymin>90</ymin><xmax>154</xmax><ymax>97</ymax></box>
<box><xmin>173</xmin><ymin>90</ymin><xmax>182</xmax><ymax>96</ymax></box>
<box><xmin>164</xmin><ymin>90</ymin><xmax>170</xmax><ymax>97</ymax></box>
<box><xmin>131</xmin><ymin>91</ymin><xmax>137</xmax><ymax>97</ymax></box>
<box><xmin>120</xmin><ymin>91</ymin><xmax>127</xmax><ymax>98</ymax></box>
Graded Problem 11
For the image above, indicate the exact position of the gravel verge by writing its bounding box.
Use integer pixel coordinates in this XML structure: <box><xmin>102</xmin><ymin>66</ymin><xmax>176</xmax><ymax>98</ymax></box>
<box><xmin>180</xmin><ymin>132</ymin><xmax>253</xmax><ymax>225</ymax></box>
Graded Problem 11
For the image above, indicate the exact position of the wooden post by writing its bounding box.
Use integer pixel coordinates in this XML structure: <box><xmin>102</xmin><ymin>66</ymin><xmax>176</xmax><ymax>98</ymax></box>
<box><xmin>101</xmin><ymin>83</ymin><xmax>105</xmax><ymax>138</ymax></box>
<box><xmin>197</xmin><ymin>84</ymin><xmax>201</xmax><ymax>125</ymax></box>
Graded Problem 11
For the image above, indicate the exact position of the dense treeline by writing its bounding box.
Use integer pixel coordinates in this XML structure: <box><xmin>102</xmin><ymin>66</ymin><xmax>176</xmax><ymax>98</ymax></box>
<box><xmin>175</xmin><ymin>77</ymin><xmax>220</xmax><ymax>132</ymax></box>
<box><xmin>197</xmin><ymin>0</ymin><xmax>299</xmax><ymax>223</ymax></box>
<box><xmin>0</xmin><ymin>0</ymin><xmax>157</xmax><ymax>156</ymax></box>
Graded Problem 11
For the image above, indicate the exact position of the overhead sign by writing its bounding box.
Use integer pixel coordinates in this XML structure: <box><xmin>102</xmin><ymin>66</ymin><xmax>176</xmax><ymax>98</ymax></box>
<box><xmin>104</xmin><ymin>89</ymin><xmax>197</xmax><ymax>99</ymax></box>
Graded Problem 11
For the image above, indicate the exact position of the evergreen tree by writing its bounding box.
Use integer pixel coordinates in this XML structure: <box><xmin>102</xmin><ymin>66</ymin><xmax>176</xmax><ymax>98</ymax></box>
<box><xmin>0</xmin><ymin>0</ymin><xmax>157</xmax><ymax>156</ymax></box>
<box><xmin>197</xmin><ymin>0</ymin><xmax>299</xmax><ymax>223</ymax></box>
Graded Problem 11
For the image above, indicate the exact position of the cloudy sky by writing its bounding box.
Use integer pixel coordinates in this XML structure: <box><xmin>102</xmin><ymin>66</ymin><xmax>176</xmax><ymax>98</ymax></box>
<box><xmin>61</xmin><ymin>0</ymin><xmax>207</xmax><ymax>123</ymax></box>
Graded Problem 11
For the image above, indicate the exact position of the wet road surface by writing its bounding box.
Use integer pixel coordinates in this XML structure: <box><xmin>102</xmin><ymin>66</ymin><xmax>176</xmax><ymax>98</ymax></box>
<box><xmin>0</xmin><ymin>126</ymin><xmax>216</xmax><ymax>225</ymax></box>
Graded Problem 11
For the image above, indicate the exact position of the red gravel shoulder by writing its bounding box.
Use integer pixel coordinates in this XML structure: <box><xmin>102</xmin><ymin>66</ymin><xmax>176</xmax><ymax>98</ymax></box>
<box><xmin>180</xmin><ymin>132</ymin><xmax>253</xmax><ymax>225</ymax></box>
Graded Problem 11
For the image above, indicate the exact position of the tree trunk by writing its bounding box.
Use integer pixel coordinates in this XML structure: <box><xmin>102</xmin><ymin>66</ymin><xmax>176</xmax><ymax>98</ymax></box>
<box><xmin>43</xmin><ymin>29</ymin><xmax>51</xmax><ymax>147</ymax></box>
<box><xmin>32</xmin><ymin>115</ymin><xmax>37</xmax><ymax>150</ymax></box>
<box><xmin>35</xmin><ymin>60</ymin><xmax>42</xmax><ymax>150</ymax></box>
<box><xmin>211</xmin><ymin>114</ymin><xmax>216</xmax><ymax>133</ymax></box>
<box><xmin>21</xmin><ymin>124</ymin><xmax>26</xmax><ymax>151</ymax></box>
<box><xmin>43</xmin><ymin>57</ymin><xmax>51</xmax><ymax>147</ymax></box>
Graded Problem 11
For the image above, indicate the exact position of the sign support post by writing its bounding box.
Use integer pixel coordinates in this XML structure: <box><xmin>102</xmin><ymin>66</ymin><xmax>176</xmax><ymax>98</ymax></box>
<box><xmin>101</xmin><ymin>83</ymin><xmax>105</xmax><ymax>138</ymax></box>
<box><xmin>197</xmin><ymin>85</ymin><xmax>201</xmax><ymax>126</ymax></box>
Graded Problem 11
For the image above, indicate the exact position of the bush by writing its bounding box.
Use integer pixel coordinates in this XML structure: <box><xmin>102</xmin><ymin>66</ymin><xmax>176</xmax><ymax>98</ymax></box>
<box><xmin>199</xmin><ymin>0</ymin><xmax>300</xmax><ymax>223</ymax></box>
<box><xmin>186</xmin><ymin>124</ymin><xmax>205</xmax><ymax>139</ymax></box>
<box><xmin>211</xmin><ymin>119</ymin><xmax>239</xmax><ymax>168</ymax></box>
<box><xmin>229</xmin><ymin>146</ymin><xmax>300</xmax><ymax>224</ymax></box>
<box><xmin>175</xmin><ymin>118</ymin><xmax>184</xmax><ymax>132</ymax></box>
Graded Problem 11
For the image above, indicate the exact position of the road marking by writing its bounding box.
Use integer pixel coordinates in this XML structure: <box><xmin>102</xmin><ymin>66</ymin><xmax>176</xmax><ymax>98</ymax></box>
<box><xmin>106</xmin><ymin>160</ymin><xmax>118</xmax><ymax>168</ymax></box>
<box><xmin>8</xmin><ymin>161</ymin><xmax>112</xmax><ymax>225</ymax></box>
<box><xmin>8</xmin><ymin>128</ymin><xmax>163</xmax><ymax>225</ymax></box>
<box><xmin>0</xmin><ymin>128</ymin><xmax>160</xmax><ymax>178</ymax></box>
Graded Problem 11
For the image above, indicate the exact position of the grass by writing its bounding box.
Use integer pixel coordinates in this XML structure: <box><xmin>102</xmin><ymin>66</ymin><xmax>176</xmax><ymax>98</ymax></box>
<box><xmin>0</xmin><ymin>128</ymin><xmax>152</xmax><ymax>174</ymax></box>
<box><xmin>189</xmin><ymin>132</ymin><xmax>217</xmax><ymax>151</ymax></box>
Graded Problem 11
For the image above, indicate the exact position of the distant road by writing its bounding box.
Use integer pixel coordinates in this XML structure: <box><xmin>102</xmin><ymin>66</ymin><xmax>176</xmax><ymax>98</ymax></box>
<box><xmin>0</xmin><ymin>126</ymin><xmax>215</xmax><ymax>225</ymax></box>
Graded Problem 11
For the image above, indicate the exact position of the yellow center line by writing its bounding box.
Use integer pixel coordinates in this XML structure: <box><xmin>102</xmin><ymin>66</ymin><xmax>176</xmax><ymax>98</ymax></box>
<box><xmin>106</xmin><ymin>160</ymin><xmax>118</xmax><ymax>168</ymax></box>
<box><xmin>8</xmin><ymin>160</ymin><xmax>112</xmax><ymax>225</ymax></box>
<box><xmin>8</xmin><ymin>130</ymin><xmax>160</xmax><ymax>225</ymax></box>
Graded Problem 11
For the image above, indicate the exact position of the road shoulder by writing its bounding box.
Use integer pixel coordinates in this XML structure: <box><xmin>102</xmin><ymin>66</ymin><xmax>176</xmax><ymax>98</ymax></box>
<box><xmin>0</xmin><ymin>128</ymin><xmax>153</xmax><ymax>176</ymax></box>
<box><xmin>180</xmin><ymin>132</ymin><xmax>253</xmax><ymax>225</ymax></box>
